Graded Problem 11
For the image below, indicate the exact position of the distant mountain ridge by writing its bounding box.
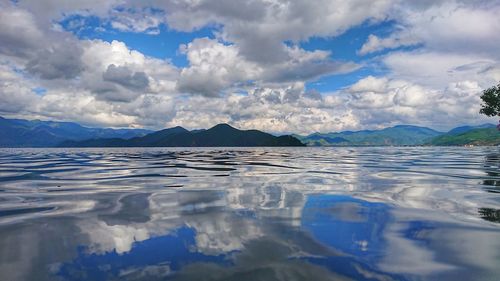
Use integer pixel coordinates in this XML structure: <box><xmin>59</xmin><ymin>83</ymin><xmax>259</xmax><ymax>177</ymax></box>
<box><xmin>296</xmin><ymin>125</ymin><xmax>443</xmax><ymax>146</ymax></box>
<box><xmin>0</xmin><ymin>116</ymin><xmax>151</xmax><ymax>147</ymax></box>
<box><xmin>60</xmin><ymin>123</ymin><xmax>304</xmax><ymax>147</ymax></box>
<box><xmin>446</xmin><ymin>124</ymin><xmax>496</xmax><ymax>135</ymax></box>
<box><xmin>428</xmin><ymin>125</ymin><xmax>499</xmax><ymax>146</ymax></box>
<box><xmin>1</xmin><ymin>115</ymin><xmax>497</xmax><ymax>147</ymax></box>
<box><xmin>296</xmin><ymin>124</ymin><xmax>498</xmax><ymax>146</ymax></box>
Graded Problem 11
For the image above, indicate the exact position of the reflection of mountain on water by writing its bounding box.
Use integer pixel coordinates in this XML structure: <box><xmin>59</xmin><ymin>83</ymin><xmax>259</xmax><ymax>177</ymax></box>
<box><xmin>478</xmin><ymin>208</ymin><xmax>500</xmax><ymax>223</ymax></box>
<box><xmin>483</xmin><ymin>153</ymin><xmax>500</xmax><ymax>192</ymax></box>
<box><xmin>479</xmin><ymin>153</ymin><xmax>500</xmax><ymax>224</ymax></box>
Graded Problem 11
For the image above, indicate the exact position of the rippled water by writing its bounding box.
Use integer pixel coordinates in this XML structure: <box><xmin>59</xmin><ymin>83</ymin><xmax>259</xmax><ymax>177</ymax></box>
<box><xmin>0</xmin><ymin>147</ymin><xmax>499</xmax><ymax>281</ymax></box>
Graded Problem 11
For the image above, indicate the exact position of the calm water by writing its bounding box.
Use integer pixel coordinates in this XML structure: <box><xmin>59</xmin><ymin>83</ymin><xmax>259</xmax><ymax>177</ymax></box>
<box><xmin>0</xmin><ymin>147</ymin><xmax>499</xmax><ymax>281</ymax></box>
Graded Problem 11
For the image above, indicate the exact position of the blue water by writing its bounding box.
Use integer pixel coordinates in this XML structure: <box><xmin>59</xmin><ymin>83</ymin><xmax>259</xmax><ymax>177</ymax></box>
<box><xmin>0</xmin><ymin>147</ymin><xmax>499</xmax><ymax>281</ymax></box>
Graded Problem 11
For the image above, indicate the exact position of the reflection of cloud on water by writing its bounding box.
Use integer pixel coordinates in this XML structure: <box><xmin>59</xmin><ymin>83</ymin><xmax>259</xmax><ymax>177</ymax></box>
<box><xmin>83</xmin><ymin>221</ymin><xmax>151</xmax><ymax>254</ymax></box>
<box><xmin>170</xmin><ymin>238</ymin><xmax>353</xmax><ymax>281</ymax></box>
<box><xmin>77</xmin><ymin>187</ymin><xmax>265</xmax><ymax>256</ymax></box>
<box><xmin>0</xmin><ymin>217</ymin><xmax>86</xmax><ymax>281</ymax></box>
<box><xmin>377</xmin><ymin>208</ymin><xmax>500</xmax><ymax>280</ymax></box>
<box><xmin>60</xmin><ymin>199</ymin><xmax>407</xmax><ymax>281</ymax></box>
<box><xmin>302</xmin><ymin>194</ymin><xmax>500</xmax><ymax>280</ymax></box>
<box><xmin>186</xmin><ymin>212</ymin><xmax>262</xmax><ymax>255</ymax></box>
<box><xmin>332</xmin><ymin>148</ymin><xmax>500</xmax><ymax>226</ymax></box>
<box><xmin>378</xmin><ymin>222</ymin><xmax>456</xmax><ymax>275</ymax></box>
<box><xmin>57</xmin><ymin>227</ymin><xmax>230</xmax><ymax>281</ymax></box>
<box><xmin>2</xmin><ymin>148</ymin><xmax>500</xmax><ymax>280</ymax></box>
<box><xmin>72</xmin><ymin>157</ymin><xmax>500</xmax><ymax>280</ymax></box>
<box><xmin>425</xmin><ymin>226</ymin><xmax>500</xmax><ymax>278</ymax></box>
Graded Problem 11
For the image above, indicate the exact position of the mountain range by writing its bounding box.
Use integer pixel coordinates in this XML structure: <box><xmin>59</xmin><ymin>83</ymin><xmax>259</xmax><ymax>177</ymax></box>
<box><xmin>0</xmin><ymin>116</ymin><xmax>498</xmax><ymax>147</ymax></box>
<box><xmin>296</xmin><ymin>124</ymin><xmax>497</xmax><ymax>146</ymax></box>
<box><xmin>60</xmin><ymin>124</ymin><xmax>304</xmax><ymax>147</ymax></box>
<box><xmin>428</xmin><ymin>126</ymin><xmax>500</xmax><ymax>146</ymax></box>
<box><xmin>295</xmin><ymin>125</ymin><xmax>443</xmax><ymax>146</ymax></box>
<box><xmin>0</xmin><ymin>116</ymin><xmax>151</xmax><ymax>147</ymax></box>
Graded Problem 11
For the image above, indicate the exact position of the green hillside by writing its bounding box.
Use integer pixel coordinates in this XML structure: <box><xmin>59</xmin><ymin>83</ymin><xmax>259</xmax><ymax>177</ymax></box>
<box><xmin>0</xmin><ymin>116</ymin><xmax>151</xmax><ymax>147</ymax></box>
<box><xmin>428</xmin><ymin>128</ymin><xmax>500</xmax><ymax>146</ymax></box>
<box><xmin>60</xmin><ymin>124</ymin><xmax>305</xmax><ymax>147</ymax></box>
<box><xmin>297</xmin><ymin>125</ymin><xmax>442</xmax><ymax>146</ymax></box>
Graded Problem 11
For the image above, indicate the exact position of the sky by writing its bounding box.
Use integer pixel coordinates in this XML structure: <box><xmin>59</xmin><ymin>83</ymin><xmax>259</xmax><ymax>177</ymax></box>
<box><xmin>0</xmin><ymin>0</ymin><xmax>499</xmax><ymax>134</ymax></box>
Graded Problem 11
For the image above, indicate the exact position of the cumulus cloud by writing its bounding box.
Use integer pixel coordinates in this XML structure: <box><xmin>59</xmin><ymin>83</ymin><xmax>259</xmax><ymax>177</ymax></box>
<box><xmin>0</xmin><ymin>0</ymin><xmax>499</xmax><ymax>132</ymax></box>
<box><xmin>0</xmin><ymin>5</ymin><xmax>46</xmax><ymax>58</ymax></box>
<box><xmin>0</xmin><ymin>3</ymin><xmax>87</xmax><ymax>79</ymax></box>
<box><xmin>25</xmin><ymin>45</ymin><xmax>84</xmax><ymax>80</ymax></box>
<box><xmin>177</xmin><ymin>38</ymin><xmax>259</xmax><ymax>96</ymax></box>
<box><xmin>358</xmin><ymin>32</ymin><xmax>421</xmax><ymax>55</ymax></box>
<box><xmin>263</xmin><ymin>46</ymin><xmax>359</xmax><ymax>83</ymax></box>
<box><xmin>399</xmin><ymin>1</ymin><xmax>500</xmax><ymax>59</ymax></box>
<box><xmin>177</xmin><ymin>38</ymin><xmax>358</xmax><ymax>96</ymax></box>
<box><xmin>341</xmin><ymin>76</ymin><xmax>489</xmax><ymax>130</ymax></box>
<box><xmin>356</xmin><ymin>0</ymin><xmax>500</xmax><ymax>59</ymax></box>
<box><xmin>383</xmin><ymin>51</ymin><xmax>500</xmax><ymax>89</ymax></box>
<box><xmin>74</xmin><ymin>39</ymin><xmax>178</xmax><ymax>103</ymax></box>
<box><xmin>164</xmin><ymin>82</ymin><xmax>362</xmax><ymax>134</ymax></box>
<box><xmin>0</xmin><ymin>64</ymin><xmax>40</xmax><ymax>114</ymax></box>
<box><xmin>158</xmin><ymin>0</ymin><xmax>394</xmax><ymax>63</ymax></box>
<box><xmin>109</xmin><ymin>7</ymin><xmax>164</xmax><ymax>35</ymax></box>
<box><xmin>368</xmin><ymin>1</ymin><xmax>500</xmax><ymax>88</ymax></box>
<box><xmin>102</xmin><ymin>64</ymin><xmax>149</xmax><ymax>90</ymax></box>
<box><xmin>0</xmin><ymin>4</ymin><xmax>178</xmax><ymax>128</ymax></box>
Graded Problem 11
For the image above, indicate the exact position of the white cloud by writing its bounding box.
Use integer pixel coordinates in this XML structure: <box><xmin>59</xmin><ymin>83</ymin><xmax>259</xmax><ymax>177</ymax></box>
<box><xmin>367</xmin><ymin>1</ymin><xmax>500</xmax><ymax>89</ymax></box>
<box><xmin>177</xmin><ymin>38</ymin><xmax>358</xmax><ymax>96</ymax></box>
<box><xmin>340</xmin><ymin>76</ymin><xmax>490</xmax><ymax>131</ymax></box>
<box><xmin>177</xmin><ymin>38</ymin><xmax>259</xmax><ymax>96</ymax></box>
<box><xmin>0</xmin><ymin>4</ymin><xmax>46</xmax><ymax>58</ymax></box>
<box><xmin>353</xmin><ymin>1</ymin><xmax>500</xmax><ymax>130</ymax></box>
<box><xmin>0</xmin><ymin>7</ymin><xmax>180</xmax><ymax>128</ymax></box>
<box><xmin>383</xmin><ymin>51</ymin><xmax>500</xmax><ymax>89</ymax></box>
<box><xmin>0</xmin><ymin>0</ymin><xmax>499</xmax><ymax>133</ymax></box>
<box><xmin>159</xmin><ymin>0</ymin><xmax>394</xmax><ymax>64</ymax></box>
<box><xmin>398</xmin><ymin>1</ymin><xmax>500</xmax><ymax>58</ymax></box>
<box><xmin>102</xmin><ymin>64</ymin><xmax>149</xmax><ymax>91</ymax></box>
<box><xmin>0</xmin><ymin>64</ymin><xmax>40</xmax><ymax>114</ymax></box>
<box><xmin>14</xmin><ymin>0</ymin><xmax>120</xmax><ymax>27</ymax></box>
<box><xmin>109</xmin><ymin>7</ymin><xmax>164</xmax><ymax>35</ymax></box>
<box><xmin>77</xmin><ymin>39</ymin><xmax>178</xmax><ymax>102</ymax></box>
<box><xmin>358</xmin><ymin>32</ymin><xmax>420</xmax><ymax>55</ymax></box>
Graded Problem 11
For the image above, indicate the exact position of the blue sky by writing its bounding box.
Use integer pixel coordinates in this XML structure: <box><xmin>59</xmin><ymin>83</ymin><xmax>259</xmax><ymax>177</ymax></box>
<box><xmin>60</xmin><ymin>14</ymin><xmax>398</xmax><ymax>92</ymax></box>
<box><xmin>60</xmin><ymin>14</ymin><xmax>215</xmax><ymax>67</ymax></box>
<box><xmin>0</xmin><ymin>0</ymin><xmax>499</xmax><ymax>133</ymax></box>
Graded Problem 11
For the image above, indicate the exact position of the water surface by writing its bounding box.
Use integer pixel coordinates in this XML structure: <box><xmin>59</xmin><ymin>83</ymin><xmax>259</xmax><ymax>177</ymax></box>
<box><xmin>0</xmin><ymin>147</ymin><xmax>499</xmax><ymax>281</ymax></box>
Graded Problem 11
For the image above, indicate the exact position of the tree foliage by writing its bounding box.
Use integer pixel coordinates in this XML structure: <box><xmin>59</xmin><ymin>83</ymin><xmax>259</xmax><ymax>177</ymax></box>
<box><xmin>480</xmin><ymin>83</ymin><xmax>500</xmax><ymax>117</ymax></box>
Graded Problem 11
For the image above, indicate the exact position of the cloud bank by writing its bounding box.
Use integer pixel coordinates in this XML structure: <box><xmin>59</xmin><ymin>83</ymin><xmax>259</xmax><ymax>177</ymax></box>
<box><xmin>0</xmin><ymin>0</ymin><xmax>499</xmax><ymax>133</ymax></box>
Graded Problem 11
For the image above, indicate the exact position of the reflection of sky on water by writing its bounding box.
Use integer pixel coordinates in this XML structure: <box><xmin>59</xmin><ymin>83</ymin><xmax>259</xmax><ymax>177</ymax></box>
<box><xmin>57</xmin><ymin>227</ymin><xmax>230</xmax><ymax>281</ymax></box>
<box><xmin>302</xmin><ymin>195</ymin><xmax>389</xmax><ymax>260</ymax></box>
<box><xmin>58</xmin><ymin>194</ymin><xmax>404</xmax><ymax>281</ymax></box>
<box><xmin>0</xmin><ymin>147</ymin><xmax>499</xmax><ymax>280</ymax></box>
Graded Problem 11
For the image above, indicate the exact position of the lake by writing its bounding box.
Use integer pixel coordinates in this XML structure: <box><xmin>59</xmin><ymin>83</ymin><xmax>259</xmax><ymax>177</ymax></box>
<box><xmin>0</xmin><ymin>147</ymin><xmax>499</xmax><ymax>281</ymax></box>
